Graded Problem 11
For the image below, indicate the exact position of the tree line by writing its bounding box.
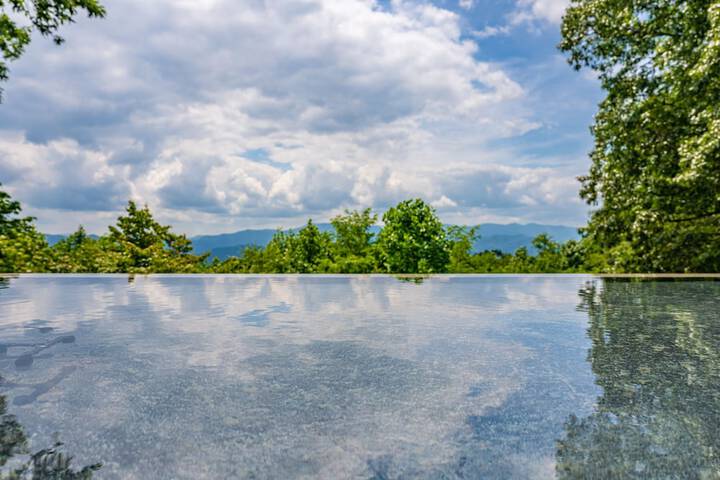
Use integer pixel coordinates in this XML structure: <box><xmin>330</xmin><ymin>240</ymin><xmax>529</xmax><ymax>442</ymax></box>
<box><xmin>1</xmin><ymin>187</ymin><xmax>607</xmax><ymax>274</ymax></box>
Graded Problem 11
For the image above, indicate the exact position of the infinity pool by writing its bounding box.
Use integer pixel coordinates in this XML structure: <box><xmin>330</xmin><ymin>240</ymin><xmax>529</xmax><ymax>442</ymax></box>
<box><xmin>0</xmin><ymin>275</ymin><xmax>718</xmax><ymax>479</ymax></box>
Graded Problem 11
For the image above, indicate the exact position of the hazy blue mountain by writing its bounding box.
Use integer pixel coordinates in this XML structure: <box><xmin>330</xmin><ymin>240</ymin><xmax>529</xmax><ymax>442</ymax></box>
<box><xmin>45</xmin><ymin>234</ymin><xmax>67</xmax><ymax>246</ymax></box>
<box><xmin>191</xmin><ymin>229</ymin><xmax>278</xmax><ymax>255</ymax></box>
<box><xmin>475</xmin><ymin>223</ymin><xmax>578</xmax><ymax>242</ymax></box>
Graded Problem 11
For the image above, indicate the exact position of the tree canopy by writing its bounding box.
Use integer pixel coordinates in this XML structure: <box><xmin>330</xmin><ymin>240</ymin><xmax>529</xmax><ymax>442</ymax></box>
<box><xmin>0</xmin><ymin>183</ymin><xmax>49</xmax><ymax>272</ymax></box>
<box><xmin>560</xmin><ymin>0</ymin><xmax>720</xmax><ymax>272</ymax></box>
<box><xmin>376</xmin><ymin>199</ymin><xmax>450</xmax><ymax>274</ymax></box>
<box><xmin>105</xmin><ymin>201</ymin><xmax>206</xmax><ymax>273</ymax></box>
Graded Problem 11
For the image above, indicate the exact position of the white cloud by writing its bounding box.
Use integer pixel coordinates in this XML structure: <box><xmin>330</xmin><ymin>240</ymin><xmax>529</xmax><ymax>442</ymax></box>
<box><xmin>431</xmin><ymin>195</ymin><xmax>458</xmax><ymax>209</ymax></box>
<box><xmin>511</xmin><ymin>0</ymin><xmax>570</xmax><ymax>25</ymax></box>
<box><xmin>0</xmin><ymin>132</ymin><xmax>130</xmax><ymax>212</ymax></box>
<box><xmin>471</xmin><ymin>25</ymin><xmax>511</xmax><ymax>39</ymax></box>
<box><xmin>0</xmin><ymin>0</ymin><xmax>587</xmax><ymax>234</ymax></box>
<box><xmin>458</xmin><ymin>0</ymin><xmax>474</xmax><ymax>10</ymax></box>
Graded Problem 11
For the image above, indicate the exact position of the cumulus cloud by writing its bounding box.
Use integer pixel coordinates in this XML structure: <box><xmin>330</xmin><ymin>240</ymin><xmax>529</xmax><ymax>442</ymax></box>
<box><xmin>0</xmin><ymin>132</ymin><xmax>129</xmax><ymax>211</ymax></box>
<box><xmin>0</xmin><ymin>0</ymin><xmax>586</xmax><ymax>233</ymax></box>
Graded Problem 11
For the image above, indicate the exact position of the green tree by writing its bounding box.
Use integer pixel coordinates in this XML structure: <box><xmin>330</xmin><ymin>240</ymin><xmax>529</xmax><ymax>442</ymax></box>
<box><xmin>377</xmin><ymin>199</ymin><xmax>450</xmax><ymax>273</ymax></box>
<box><xmin>447</xmin><ymin>225</ymin><xmax>480</xmax><ymax>273</ymax></box>
<box><xmin>331</xmin><ymin>208</ymin><xmax>376</xmax><ymax>256</ymax></box>
<box><xmin>330</xmin><ymin>208</ymin><xmax>378</xmax><ymax>273</ymax></box>
<box><xmin>0</xmin><ymin>0</ymin><xmax>105</xmax><ymax>99</ymax></box>
<box><xmin>211</xmin><ymin>245</ymin><xmax>265</xmax><ymax>273</ymax></box>
<box><xmin>561</xmin><ymin>0</ymin><xmax>720</xmax><ymax>272</ymax></box>
<box><xmin>262</xmin><ymin>230</ymin><xmax>294</xmax><ymax>273</ymax></box>
<box><xmin>239</xmin><ymin>221</ymin><xmax>333</xmax><ymax>273</ymax></box>
<box><xmin>507</xmin><ymin>246</ymin><xmax>532</xmax><ymax>273</ymax></box>
<box><xmin>0</xmin><ymin>185</ymin><xmax>50</xmax><ymax>272</ymax></box>
<box><xmin>468</xmin><ymin>250</ymin><xmax>511</xmax><ymax>273</ymax></box>
<box><xmin>51</xmin><ymin>225</ymin><xmax>95</xmax><ymax>272</ymax></box>
<box><xmin>531</xmin><ymin>233</ymin><xmax>568</xmax><ymax>272</ymax></box>
<box><xmin>286</xmin><ymin>220</ymin><xmax>333</xmax><ymax>273</ymax></box>
<box><xmin>49</xmin><ymin>225</ymin><xmax>124</xmax><ymax>273</ymax></box>
<box><xmin>106</xmin><ymin>201</ymin><xmax>205</xmax><ymax>273</ymax></box>
<box><xmin>0</xmin><ymin>186</ymin><xmax>30</xmax><ymax>233</ymax></box>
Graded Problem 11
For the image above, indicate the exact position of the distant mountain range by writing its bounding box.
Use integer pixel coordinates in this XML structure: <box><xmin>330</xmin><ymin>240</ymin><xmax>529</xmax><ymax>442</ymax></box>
<box><xmin>45</xmin><ymin>223</ymin><xmax>579</xmax><ymax>260</ymax></box>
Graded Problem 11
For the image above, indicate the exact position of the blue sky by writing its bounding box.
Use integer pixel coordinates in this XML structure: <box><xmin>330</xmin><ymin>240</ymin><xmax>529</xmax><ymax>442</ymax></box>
<box><xmin>0</xmin><ymin>0</ymin><xmax>602</xmax><ymax>235</ymax></box>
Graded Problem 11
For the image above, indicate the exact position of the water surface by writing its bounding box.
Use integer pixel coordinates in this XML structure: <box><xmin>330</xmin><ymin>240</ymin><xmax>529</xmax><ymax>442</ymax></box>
<box><xmin>0</xmin><ymin>275</ymin><xmax>718</xmax><ymax>479</ymax></box>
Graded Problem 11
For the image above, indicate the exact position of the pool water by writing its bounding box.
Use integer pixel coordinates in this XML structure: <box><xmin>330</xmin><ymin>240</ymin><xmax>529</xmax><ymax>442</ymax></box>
<box><xmin>0</xmin><ymin>275</ymin><xmax>718</xmax><ymax>479</ymax></box>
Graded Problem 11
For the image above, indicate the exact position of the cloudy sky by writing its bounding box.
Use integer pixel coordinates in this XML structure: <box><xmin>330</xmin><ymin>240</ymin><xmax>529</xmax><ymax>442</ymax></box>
<box><xmin>0</xmin><ymin>0</ymin><xmax>601</xmax><ymax>235</ymax></box>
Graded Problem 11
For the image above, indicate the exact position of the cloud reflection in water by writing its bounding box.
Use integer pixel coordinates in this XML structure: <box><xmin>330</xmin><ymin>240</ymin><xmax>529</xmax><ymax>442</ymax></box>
<box><xmin>3</xmin><ymin>276</ymin><xmax>710</xmax><ymax>478</ymax></box>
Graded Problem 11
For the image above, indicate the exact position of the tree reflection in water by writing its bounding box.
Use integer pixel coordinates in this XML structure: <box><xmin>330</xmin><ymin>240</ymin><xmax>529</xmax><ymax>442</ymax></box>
<box><xmin>557</xmin><ymin>279</ymin><xmax>720</xmax><ymax>479</ymax></box>
<box><xmin>0</xmin><ymin>276</ymin><xmax>101</xmax><ymax>478</ymax></box>
<box><xmin>0</xmin><ymin>392</ymin><xmax>101</xmax><ymax>479</ymax></box>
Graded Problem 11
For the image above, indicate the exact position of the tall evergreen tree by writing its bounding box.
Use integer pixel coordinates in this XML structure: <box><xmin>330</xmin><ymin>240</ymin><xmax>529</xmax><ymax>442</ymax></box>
<box><xmin>106</xmin><ymin>201</ymin><xmax>206</xmax><ymax>273</ymax></box>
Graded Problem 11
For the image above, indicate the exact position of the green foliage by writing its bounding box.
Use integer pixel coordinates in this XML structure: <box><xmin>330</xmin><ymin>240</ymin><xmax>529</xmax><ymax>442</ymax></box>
<box><xmin>329</xmin><ymin>208</ymin><xmax>377</xmax><ymax>273</ymax></box>
<box><xmin>50</xmin><ymin>226</ymin><xmax>109</xmax><ymax>273</ymax></box>
<box><xmin>331</xmin><ymin>208</ymin><xmax>376</xmax><ymax>256</ymax></box>
<box><xmin>105</xmin><ymin>201</ymin><xmax>207</xmax><ymax>273</ymax></box>
<box><xmin>211</xmin><ymin>220</ymin><xmax>334</xmax><ymax>273</ymax></box>
<box><xmin>0</xmin><ymin>184</ymin><xmax>50</xmax><ymax>272</ymax></box>
<box><xmin>0</xmin><ymin>231</ymin><xmax>50</xmax><ymax>273</ymax></box>
<box><xmin>0</xmin><ymin>0</ymin><xmax>105</xmax><ymax>99</ymax></box>
<box><xmin>0</xmin><ymin>187</ymin><xmax>30</xmax><ymax>234</ymax></box>
<box><xmin>447</xmin><ymin>225</ymin><xmax>480</xmax><ymax>273</ymax></box>
<box><xmin>290</xmin><ymin>220</ymin><xmax>333</xmax><ymax>273</ymax></box>
<box><xmin>531</xmin><ymin>234</ymin><xmax>567</xmax><ymax>273</ymax></box>
<box><xmin>376</xmin><ymin>199</ymin><xmax>450</xmax><ymax>273</ymax></box>
<box><xmin>0</xmin><ymin>196</ymin><xmax>207</xmax><ymax>274</ymax></box>
<box><xmin>560</xmin><ymin>0</ymin><xmax>720</xmax><ymax>272</ymax></box>
<box><xmin>210</xmin><ymin>245</ymin><xmax>265</xmax><ymax>274</ymax></box>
